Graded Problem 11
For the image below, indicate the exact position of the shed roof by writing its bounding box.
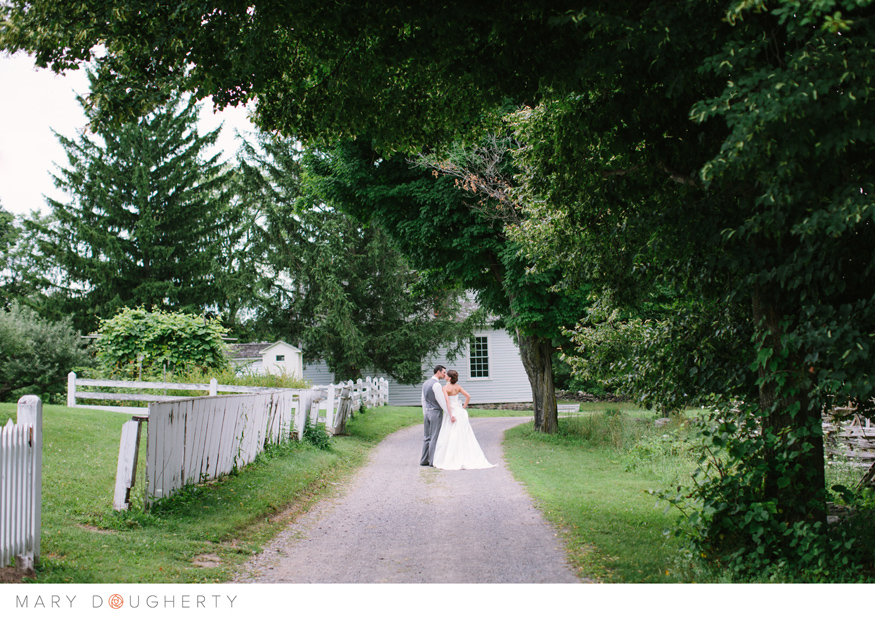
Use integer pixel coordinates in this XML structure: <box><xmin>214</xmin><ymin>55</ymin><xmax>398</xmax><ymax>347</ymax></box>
<box><xmin>228</xmin><ymin>340</ymin><xmax>301</xmax><ymax>360</ymax></box>
<box><xmin>228</xmin><ymin>341</ymin><xmax>274</xmax><ymax>360</ymax></box>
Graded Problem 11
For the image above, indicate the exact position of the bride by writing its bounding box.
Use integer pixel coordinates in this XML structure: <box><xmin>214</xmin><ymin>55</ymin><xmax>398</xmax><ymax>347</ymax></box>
<box><xmin>433</xmin><ymin>370</ymin><xmax>495</xmax><ymax>470</ymax></box>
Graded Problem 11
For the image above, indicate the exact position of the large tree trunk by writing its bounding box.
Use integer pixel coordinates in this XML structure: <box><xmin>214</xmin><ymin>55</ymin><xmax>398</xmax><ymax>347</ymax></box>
<box><xmin>516</xmin><ymin>331</ymin><xmax>558</xmax><ymax>433</ymax></box>
<box><xmin>751</xmin><ymin>288</ymin><xmax>826</xmax><ymax>526</ymax></box>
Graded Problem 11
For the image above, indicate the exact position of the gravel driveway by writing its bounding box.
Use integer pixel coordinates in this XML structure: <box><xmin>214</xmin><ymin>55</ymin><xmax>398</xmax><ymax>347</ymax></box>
<box><xmin>233</xmin><ymin>416</ymin><xmax>582</xmax><ymax>583</ymax></box>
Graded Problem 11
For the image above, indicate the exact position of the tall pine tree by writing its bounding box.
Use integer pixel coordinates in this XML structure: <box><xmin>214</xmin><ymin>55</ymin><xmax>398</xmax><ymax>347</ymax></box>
<box><xmin>36</xmin><ymin>83</ymin><xmax>234</xmax><ymax>332</ymax></box>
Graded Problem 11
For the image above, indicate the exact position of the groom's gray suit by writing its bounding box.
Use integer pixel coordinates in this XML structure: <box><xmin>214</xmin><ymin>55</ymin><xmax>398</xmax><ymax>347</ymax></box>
<box><xmin>420</xmin><ymin>376</ymin><xmax>446</xmax><ymax>466</ymax></box>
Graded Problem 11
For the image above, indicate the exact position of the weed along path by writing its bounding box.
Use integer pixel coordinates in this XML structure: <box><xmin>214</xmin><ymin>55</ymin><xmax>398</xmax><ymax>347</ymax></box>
<box><xmin>233</xmin><ymin>417</ymin><xmax>582</xmax><ymax>583</ymax></box>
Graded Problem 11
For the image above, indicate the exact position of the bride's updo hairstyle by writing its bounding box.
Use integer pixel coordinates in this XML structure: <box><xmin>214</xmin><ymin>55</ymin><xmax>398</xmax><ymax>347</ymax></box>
<box><xmin>447</xmin><ymin>370</ymin><xmax>459</xmax><ymax>384</ymax></box>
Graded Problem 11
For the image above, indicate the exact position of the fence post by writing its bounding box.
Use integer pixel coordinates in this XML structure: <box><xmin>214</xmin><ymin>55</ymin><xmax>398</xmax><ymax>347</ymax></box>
<box><xmin>67</xmin><ymin>372</ymin><xmax>76</xmax><ymax>408</ymax></box>
<box><xmin>209</xmin><ymin>378</ymin><xmax>218</xmax><ymax>397</ymax></box>
<box><xmin>310</xmin><ymin>394</ymin><xmax>319</xmax><ymax>426</ymax></box>
<box><xmin>113</xmin><ymin>418</ymin><xmax>144</xmax><ymax>511</ymax></box>
<box><xmin>324</xmin><ymin>384</ymin><xmax>335</xmax><ymax>430</ymax></box>
<box><xmin>331</xmin><ymin>383</ymin><xmax>354</xmax><ymax>435</ymax></box>
<box><xmin>295</xmin><ymin>392</ymin><xmax>311</xmax><ymax>436</ymax></box>
<box><xmin>17</xmin><ymin>395</ymin><xmax>42</xmax><ymax>568</ymax></box>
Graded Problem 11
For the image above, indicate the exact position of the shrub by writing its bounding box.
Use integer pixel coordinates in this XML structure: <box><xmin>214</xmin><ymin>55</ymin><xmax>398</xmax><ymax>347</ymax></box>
<box><xmin>302</xmin><ymin>423</ymin><xmax>332</xmax><ymax>450</ymax></box>
<box><xmin>661</xmin><ymin>408</ymin><xmax>875</xmax><ymax>582</ymax></box>
<box><xmin>96</xmin><ymin>307</ymin><xmax>230</xmax><ymax>378</ymax></box>
<box><xmin>0</xmin><ymin>302</ymin><xmax>93</xmax><ymax>402</ymax></box>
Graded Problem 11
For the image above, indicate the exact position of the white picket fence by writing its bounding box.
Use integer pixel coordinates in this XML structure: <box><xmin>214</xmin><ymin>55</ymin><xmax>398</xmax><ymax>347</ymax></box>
<box><xmin>108</xmin><ymin>377</ymin><xmax>389</xmax><ymax>509</ymax></box>
<box><xmin>67</xmin><ymin>372</ymin><xmax>389</xmax><ymax>417</ymax></box>
<box><xmin>329</xmin><ymin>377</ymin><xmax>390</xmax><ymax>414</ymax></box>
<box><xmin>0</xmin><ymin>396</ymin><xmax>42</xmax><ymax>572</ymax></box>
<box><xmin>67</xmin><ymin>372</ymin><xmax>283</xmax><ymax>414</ymax></box>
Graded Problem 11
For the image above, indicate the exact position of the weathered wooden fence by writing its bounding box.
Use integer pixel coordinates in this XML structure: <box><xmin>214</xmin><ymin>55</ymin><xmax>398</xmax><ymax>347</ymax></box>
<box><xmin>824</xmin><ymin>407</ymin><xmax>875</xmax><ymax>470</ymax></box>
<box><xmin>69</xmin><ymin>371</ymin><xmax>390</xmax><ymax>417</ymax></box>
<box><xmin>141</xmin><ymin>389</ymin><xmax>314</xmax><ymax>505</ymax></box>
<box><xmin>109</xmin><ymin>377</ymin><xmax>389</xmax><ymax>509</ymax></box>
<box><xmin>0</xmin><ymin>396</ymin><xmax>42</xmax><ymax>572</ymax></box>
<box><xmin>315</xmin><ymin>377</ymin><xmax>389</xmax><ymax>434</ymax></box>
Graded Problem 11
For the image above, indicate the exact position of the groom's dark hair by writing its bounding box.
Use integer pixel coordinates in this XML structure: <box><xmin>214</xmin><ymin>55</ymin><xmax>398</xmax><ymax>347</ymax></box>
<box><xmin>433</xmin><ymin>365</ymin><xmax>446</xmax><ymax>375</ymax></box>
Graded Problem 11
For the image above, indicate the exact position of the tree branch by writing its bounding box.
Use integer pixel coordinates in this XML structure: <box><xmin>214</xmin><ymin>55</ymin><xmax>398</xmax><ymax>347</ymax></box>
<box><xmin>657</xmin><ymin>160</ymin><xmax>699</xmax><ymax>187</ymax></box>
<box><xmin>600</xmin><ymin>164</ymin><xmax>645</xmax><ymax>178</ymax></box>
<box><xmin>410</xmin><ymin>134</ymin><xmax>523</xmax><ymax>225</ymax></box>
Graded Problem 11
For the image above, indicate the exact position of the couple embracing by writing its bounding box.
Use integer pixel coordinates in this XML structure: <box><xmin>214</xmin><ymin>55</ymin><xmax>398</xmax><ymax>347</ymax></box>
<box><xmin>420</xmin><ymin>365</ymin><xmax>495</xmax><ymax>470</ymax></box>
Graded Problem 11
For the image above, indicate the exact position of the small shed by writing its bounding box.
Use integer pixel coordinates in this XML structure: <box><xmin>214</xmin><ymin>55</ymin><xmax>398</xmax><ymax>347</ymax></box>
<box><xmin>229</xmin><ymin>341</ymin><xmax>303</xmax><ymax>377</ymax></box>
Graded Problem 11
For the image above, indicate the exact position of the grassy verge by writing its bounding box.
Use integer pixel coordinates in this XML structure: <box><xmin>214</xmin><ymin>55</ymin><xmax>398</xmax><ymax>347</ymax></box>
<box><xmin>0</xmin><ymin>402</ymin><xmax>422</xmax><ymax>583</ymax></box>
<box><xmin>502</xmin><ymin>407</ymin><xmax>692</xmax><ymax>583</ymax></box>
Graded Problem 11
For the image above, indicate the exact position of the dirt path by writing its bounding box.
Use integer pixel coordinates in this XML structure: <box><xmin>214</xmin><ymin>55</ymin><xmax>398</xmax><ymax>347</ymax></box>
<box><xmin>233</xmin><ymin>417</ymin><xmax>583</xmax><ymax>583</ymax></box>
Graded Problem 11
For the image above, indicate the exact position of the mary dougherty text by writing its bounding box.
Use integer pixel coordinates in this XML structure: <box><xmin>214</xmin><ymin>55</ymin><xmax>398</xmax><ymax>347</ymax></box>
<box><xmin>14</xmin><ymin>594</ymin><xmax>238</xmax><ymax>610</ymax></box>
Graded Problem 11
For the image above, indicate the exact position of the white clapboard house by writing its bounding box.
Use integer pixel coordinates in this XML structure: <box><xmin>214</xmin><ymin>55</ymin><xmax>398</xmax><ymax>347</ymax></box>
<box><xmin>301</xmin><ymin>326</ymin><xmax>533</xmax><ymax>406</ymax></box>
<box><xmin>229</xmin><ymin>340</ymin><xmax>304</xmax><ymax>377</ymax></box>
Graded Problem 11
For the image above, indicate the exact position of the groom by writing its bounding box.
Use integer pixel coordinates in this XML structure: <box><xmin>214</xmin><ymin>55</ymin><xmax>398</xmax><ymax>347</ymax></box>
<box><xmin>420</xmin><ymin>365</ymin><xmax>448</xmax><ymax>466</ymax></box>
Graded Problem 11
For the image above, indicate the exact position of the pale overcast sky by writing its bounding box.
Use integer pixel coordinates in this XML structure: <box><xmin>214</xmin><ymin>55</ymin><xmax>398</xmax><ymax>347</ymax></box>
<box><xmin>0</xmin><ymin>52</ymin><xmax>256</xmax><ymax>217</ymax></box>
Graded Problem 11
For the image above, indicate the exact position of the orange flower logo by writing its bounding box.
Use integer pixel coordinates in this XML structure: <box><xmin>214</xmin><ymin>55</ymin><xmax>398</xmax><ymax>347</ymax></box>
<box><xmin>108</xmin><ymin>594</ymin><xmax>124</xmax><ymax>609</ymax></box>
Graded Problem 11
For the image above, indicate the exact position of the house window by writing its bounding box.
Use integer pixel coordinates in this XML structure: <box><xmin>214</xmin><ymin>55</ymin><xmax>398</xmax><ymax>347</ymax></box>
<box><xmin>276</xmin><ymin>355</ymin><xmax>285</xmax><ymax>362</ymax></box>
<box><xmin>470</xmin><ymin>336</ymin><xmax>489</xmax><ymax>379</ymax></box>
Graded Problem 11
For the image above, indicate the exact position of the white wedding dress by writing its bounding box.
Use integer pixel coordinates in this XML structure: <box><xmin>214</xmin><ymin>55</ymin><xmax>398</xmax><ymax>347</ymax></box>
<box><xmin>433</xmin><ymin>395</ymin><xmax>495</xmax><ymax>470</ymax></box>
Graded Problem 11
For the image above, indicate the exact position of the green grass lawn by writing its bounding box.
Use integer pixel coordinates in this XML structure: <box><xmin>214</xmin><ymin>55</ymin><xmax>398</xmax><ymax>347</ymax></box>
<box><xmin>503</xmin><ymin>408</ymin><xmax>689</xmax><ymax>583</ymax></box>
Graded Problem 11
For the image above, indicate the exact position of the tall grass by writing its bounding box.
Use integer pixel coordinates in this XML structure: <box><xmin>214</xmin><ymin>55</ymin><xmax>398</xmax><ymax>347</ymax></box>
<box><xmin>168</xmin><ymin>366</ymin><xmax>311</xmax><ymax>390</ymax></box>
<box><xmin>558</xmin><ymin>408</ymin><xmax>648</xmax><ymax>451</ymax></box>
